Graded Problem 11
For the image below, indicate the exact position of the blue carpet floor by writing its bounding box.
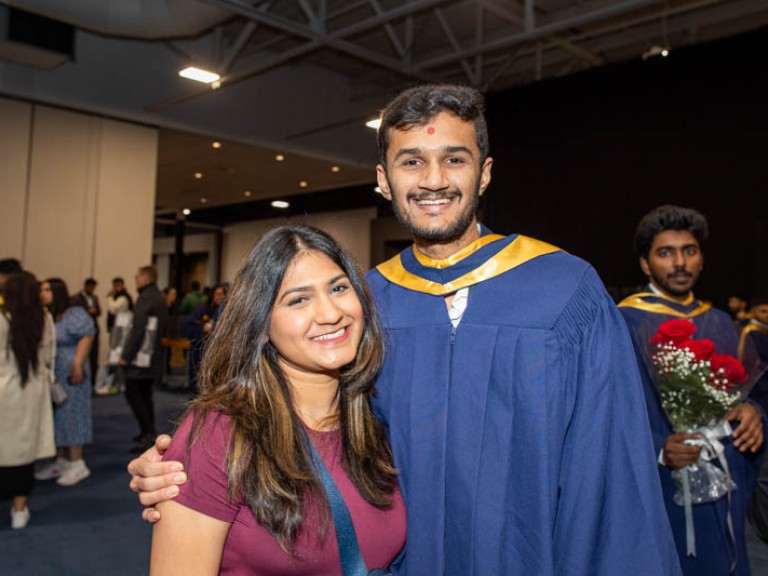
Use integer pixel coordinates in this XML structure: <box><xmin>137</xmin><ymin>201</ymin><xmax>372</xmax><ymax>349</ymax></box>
<box><xmin>0</xmin><ymin>384</ymin><xmax>188</xmax><ymax>575</ymax></box>
<box><xmin>2</xmin><ymin>383</ymin><xmax>768</xmax><ymax>575</ymax></box>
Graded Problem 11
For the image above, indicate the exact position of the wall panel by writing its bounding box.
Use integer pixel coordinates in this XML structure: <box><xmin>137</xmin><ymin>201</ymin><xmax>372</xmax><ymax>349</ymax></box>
<box><xmin>0</xmin><ymin>99</ymin><xmax>32</xmax><ymax>259</ymax></box>
<box><xmin>221</xmin><ymin>208</ymin><xmax>376</xmax><ymax>282</ymax></box>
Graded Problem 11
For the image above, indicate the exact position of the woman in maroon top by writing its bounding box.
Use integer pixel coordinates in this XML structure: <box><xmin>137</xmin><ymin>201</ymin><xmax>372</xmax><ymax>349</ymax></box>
<box><xmin>150</xmin><ymin>226</ymin><xmax>405</xmax><ymax>575</ymax></box>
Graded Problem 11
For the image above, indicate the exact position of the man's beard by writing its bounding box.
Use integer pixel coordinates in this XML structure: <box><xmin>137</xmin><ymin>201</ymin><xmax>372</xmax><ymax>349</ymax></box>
<box><xmin>651</xmin><ymin>269</ymin><xmax>696</xmax><ymax>297</ymax></box>
<box><xmin>389</xmin><ymin>181</ymin><xmax>481</xmax><ymax>244</ymax></box>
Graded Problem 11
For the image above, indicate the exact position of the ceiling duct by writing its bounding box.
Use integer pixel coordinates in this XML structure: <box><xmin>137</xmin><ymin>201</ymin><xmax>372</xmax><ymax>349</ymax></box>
<box><xmin>0</xmin><ymin>5</ymin><xmax>74</xmax><ymax>68</ymax></box>
<box><xmin>0</xmin><ymin>0</ymin><xmax>230</xmax><ymax>40</ymax></box>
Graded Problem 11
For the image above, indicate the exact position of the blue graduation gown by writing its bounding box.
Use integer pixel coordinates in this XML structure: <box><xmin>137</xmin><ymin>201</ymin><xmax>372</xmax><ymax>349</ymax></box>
<box><xmin>739</xmin><ymin>320</ymin><xmax>768</xmax><ymax>413</ymax></box>
<box><xmin>366</xmin><ymin>232</ymin><xmax>680</xmax><ymax>576</ymax></box>
<box><xmin>619</xmin><ymin>291</ymin><xmax>763</xmax><ymax>576</ymax></box>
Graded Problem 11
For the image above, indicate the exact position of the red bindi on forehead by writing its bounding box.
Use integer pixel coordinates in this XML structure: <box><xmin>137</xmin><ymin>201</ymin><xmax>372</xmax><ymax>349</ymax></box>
<box><xmin>427</xmin><ymin>127</ymin><xmax>435</xmax><ymax>134</ymax></box>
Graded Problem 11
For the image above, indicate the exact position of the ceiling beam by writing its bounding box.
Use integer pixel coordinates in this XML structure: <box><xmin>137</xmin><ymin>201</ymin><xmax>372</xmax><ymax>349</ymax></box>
<box><xmin>414</xmin><ymin>0</ymin><xmax>663</xmax><ymax>70</ymax></box>
<box><xmin>477</xmin><ymin>0</ymin><xmax>604</xmax><ymax>66</ymax></box>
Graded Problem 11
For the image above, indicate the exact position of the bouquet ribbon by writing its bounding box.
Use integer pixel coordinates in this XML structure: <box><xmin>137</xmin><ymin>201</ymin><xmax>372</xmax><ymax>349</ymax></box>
<box><xmin>679</xmin><ymin>419</ymin><xmax>735</xmax><ymax>567</ymax></box>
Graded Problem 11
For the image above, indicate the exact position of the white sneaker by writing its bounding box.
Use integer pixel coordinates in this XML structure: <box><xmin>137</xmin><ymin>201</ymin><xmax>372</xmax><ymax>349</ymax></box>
<box><xmin>34</xmin><ymin>456</ymin><xmax>68</xmax><ymax>480</ymax></box>
<box><xmin>95</xmin><ymin>382</ymin><xmax>119</xmax><ymax>396</ymax></box>
<box><xmin>11</xmin><ymin>507</ymin><xmax>30</xmax><ymax>529</ymax></box>
<box><xmin>56</xmin><ymin>459</ymin><xmax>90</xmax><ymax>486</ymax></box>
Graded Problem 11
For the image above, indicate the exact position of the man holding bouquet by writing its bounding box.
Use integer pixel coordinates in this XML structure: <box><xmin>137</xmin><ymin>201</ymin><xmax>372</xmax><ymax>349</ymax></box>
<box><xmin>619</xmin><ymin>204</ymin><xmax>764</xmax><ymax>576</ymax></box>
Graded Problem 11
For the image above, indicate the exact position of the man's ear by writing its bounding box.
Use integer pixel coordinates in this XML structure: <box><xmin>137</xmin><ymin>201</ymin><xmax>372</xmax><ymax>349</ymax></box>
<box><xmin>478</xmin><ymin>156</ymin><xmax>493</xmax><ymax>197</ymax></box>
<box><xmin>639</xmin><ymin>256</ymin><xmax>650</xmax><ymax>277</ymax></box>
<box><xmin>376</xmin><ymin>165</ymin><xmax>392</xmax><ymax>200</ymax></box>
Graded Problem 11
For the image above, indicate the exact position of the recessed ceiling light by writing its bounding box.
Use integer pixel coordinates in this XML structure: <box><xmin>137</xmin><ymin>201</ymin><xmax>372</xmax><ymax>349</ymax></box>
<box><xmin>244</xmin><ymin>190</ymin><xmax>252</xmax><ymax>197</ymax></box>
<box><xmin>212</xmin><ymin>141</ymin><xmax>222</xmax><ymax>149</ymax></box>
<box><xmin>299</xmin><ymin>181</ymin><xmax>308</xmax><ymax>188</ymax></box>
<box><xmin>194</xmin><ymin>172</ymin><xmax>202</xmax><ymax>179</ymax></box>
<box><xmin>331</xmin><ymin>166</ymin><xmax>340</xmax><ymax>173</ymax></box>
<box><xmin>271</xmin><ymin>200</ymin><xmax>290</xmax><ymax>209</ymax></box>
<box><xmin>200</xmin><ymin>197</ymin><xmax>208</xmax><ymax>204</ymax></box>
<box><xmin>178</xmin><ymin>66</ymin><xmax>220</xmax><ymax>84</ymax></box>
<box><xmin>275</xmin><ymin>154</ymin><xmax>285</xmax><ymax>161</ymax></box>
<box><xmin>182</xmin><ymin>208</ymin><xmax>191</xmax><ymax>215</ymax></box>
<box><xmin>366</xmin><ymin>118</ymin><xmax>381</xmax><ymax>129</ymax></box>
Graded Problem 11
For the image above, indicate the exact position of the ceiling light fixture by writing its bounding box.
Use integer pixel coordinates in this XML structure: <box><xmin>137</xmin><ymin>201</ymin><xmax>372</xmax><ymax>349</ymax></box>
<box><xmin>271</xmin><ymin>200</ymin><xmax>290</xmax><ymax>209</ymax></box>
<box><xmin>366</xmin><ymin>118</ymin><xmax>381</xmax><ymax>130</ymax></box>
<box><xmin>179</xmin><ymin>66</ymin><xmax>220</xmax><ymax>84</ymax></box>
<box><xmin>182</xmin><ymin>208</ymin><xmax>191</xmax><ymax>215</ymax></box>
<box><xmin>194</xmin><ymin>172</ymin><xmax>202</xmax><ymax>179</ymax></box>
<box><xmin>299</xmin><ymin>181</ymin><xmax>308</xmax><ymax>188</ymax></box>
<box><xmin>642</xmin><ymin>45</ymin><xmax>670</xmax><ymax>60</ymax></box>
<box><xmin>331</xmin><ymin>166</ymin><xmax>340</xmax><ymax>173</ymax></box>
<box><xmin>211</xmin><ymin>141</ymin><xmax>222</xmax><ymax>149</ymax></box>
<box><xmin>200</xmin><ymin>197</ymin><xmax>207</xmax><ymax>204</ymax></box>
<box><xmin>244</xmin><ymin>190</ymin><xmax>252</xmax><ymax>197</ymax></box>
<box><xmin>275</xmin><ymin>154</ymin><xmax>285</xmax><ymax>161</ymax></box>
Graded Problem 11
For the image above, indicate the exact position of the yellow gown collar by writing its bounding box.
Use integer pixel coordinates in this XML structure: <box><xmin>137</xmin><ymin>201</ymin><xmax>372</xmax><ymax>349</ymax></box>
<box><xmin>375</xmin><ymin>234</ymin><xmax>561</xmax><ymax>296</ymax></box>
<box><xmin>617</xmin><ymin>291</ymin><xmax>712</xmax><ymax>318</ymax></box>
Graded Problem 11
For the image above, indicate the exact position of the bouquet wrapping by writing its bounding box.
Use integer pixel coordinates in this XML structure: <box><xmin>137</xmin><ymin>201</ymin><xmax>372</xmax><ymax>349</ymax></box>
<box><xmin>648</xmin><ymin>318</ymin><xmax>749</xmax><ymax>556</ymax></box>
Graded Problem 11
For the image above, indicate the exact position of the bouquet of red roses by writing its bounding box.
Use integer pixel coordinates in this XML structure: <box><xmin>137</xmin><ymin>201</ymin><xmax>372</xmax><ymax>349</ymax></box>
<box><xmin>648</xmin><ymin>318</ymin><xmax>756</xmax><ymax>557</ymax></box>
<box><xmin>649</xmin><ymin>318</ymin><xmax>747</xmax><ymax>432</ymax></box>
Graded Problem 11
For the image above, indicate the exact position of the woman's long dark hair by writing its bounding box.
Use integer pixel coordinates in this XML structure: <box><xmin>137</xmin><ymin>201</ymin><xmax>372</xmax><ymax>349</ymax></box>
<box><xmin>3</xmin><ymin>271</ymin><xmax>45</xmax><ymax>385</ymax></box>
<box><xmin>44</xmin><ymin>277</ymin><xmax>72</xmax><ymax>319</ymax></box>
<box><xmin>187</xmin><ymin>225</ymin><xmax>396</xmax><ymax>550</ymax></box>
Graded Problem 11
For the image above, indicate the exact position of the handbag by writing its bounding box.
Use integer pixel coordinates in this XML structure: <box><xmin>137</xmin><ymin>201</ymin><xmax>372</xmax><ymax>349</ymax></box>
<box><xmin>305</xmin><ymin>435</ymin><xmax>393</xmax><ymax>576</ymax></box>
<box><xmin>50</xmin><ymin>377</ymin><xmax>68</xmax><ymax>405</ymax></box>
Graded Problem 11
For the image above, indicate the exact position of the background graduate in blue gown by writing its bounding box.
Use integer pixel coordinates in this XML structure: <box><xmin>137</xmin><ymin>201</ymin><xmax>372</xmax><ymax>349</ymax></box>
<box><xmin>619</xmin><ymin>204</ymin><xmax>765</xmax><ymax>576</ymax></box>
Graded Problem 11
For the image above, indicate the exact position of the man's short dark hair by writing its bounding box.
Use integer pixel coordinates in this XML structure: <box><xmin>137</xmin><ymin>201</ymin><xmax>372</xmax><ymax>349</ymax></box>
<box><xmin>0</xmin><ymin>258</ymin><xmax>23</xmax><ymax>275</ymax></box>
<box><xmin>376</xmin><ymin>83</ymin><xmax>489</xmax><ymax>167</ymax></box>
<box><xmin>749</xmin><ymin>295</ymin><xmax>768</xmax><ymax>309</ymax></box>
<box><xmin>84</xmin><ymin>278</ymin><xmax>97</xmax><ymax>287</ymax></box>
<box><xmin>190</xmin><ymin>280</ymin><xmax>201</xmax><ymax>291</ymax></box>
<box><xmin>112</xmin><ymin>277</ymin><xmax>124</xmax><ymax>285</ymax></box>
<box><xmin>634</xmin><ymin>205</ymin><xmax>709</xmax><ymax>259</ymax></box>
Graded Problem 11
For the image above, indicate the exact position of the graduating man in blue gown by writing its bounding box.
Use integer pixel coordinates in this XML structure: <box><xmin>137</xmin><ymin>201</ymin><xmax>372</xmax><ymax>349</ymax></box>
<box><xmin>128</xmin><ymin>85</ymin><xmax>681</xmax><ymax>575</ymax></box>
<box><xmin>618</xmin><ymin>204</ymin><xmax>764</xmax><ymax>576</ymax></box>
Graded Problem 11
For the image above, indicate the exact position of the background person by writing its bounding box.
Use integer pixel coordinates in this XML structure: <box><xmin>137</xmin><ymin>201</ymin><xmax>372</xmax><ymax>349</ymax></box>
<box><xmin>738</xmin><ymin>296</ymin><xmax>768</xmax><ymax>413</ymax></box>
<box><xmin>618</xmin><ymin>204</ymin><xmax>764</xmax><ymax>576</ymax></box>
<box><xmin>0</xmin><ymin>271</ymin><xmax>55</xmax><ymax>529</ymax></box>
<box><xmin>0</xmin><ymin>258</ymin><xmax>23</xmax><ymax>307</ymax></box>
<box><xmin>178</xmin><ymin>280</ymin><xmax>206</xmax><ymax>316</ymax></box>
<box><xmin>35</xmin><ymin>278</ymin><xmax>96</xmax><ymax>487</ymax></box>
<box><xmin>118</xmin><ymin>266</ymin><xmax>168</xmax><ymax>453</ymax></box>
<box><xmin>106</xmin><ymin>276</ymin><xmax>133</xmax><ymax>334</ymax></box>
<box><xmin>150</xmin><ymin>225</ymin><xmax>405</xmax><ymax>575</ymax></box>
<box><xmin>183</xmin><ymin>283</ymin><xmax>228</xmax><ymax>396</ymax></box>
<box><xmin>72</xmin><ymin>277</ymin><xmax>102</xmax><ymax>389</ymax></box>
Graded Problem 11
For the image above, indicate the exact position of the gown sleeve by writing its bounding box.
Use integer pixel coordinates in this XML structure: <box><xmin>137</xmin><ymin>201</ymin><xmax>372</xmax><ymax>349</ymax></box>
<box><xmin>552</xmin><ymin>271</ymin><xmax>680</xmax><ymax>575</ymax></box>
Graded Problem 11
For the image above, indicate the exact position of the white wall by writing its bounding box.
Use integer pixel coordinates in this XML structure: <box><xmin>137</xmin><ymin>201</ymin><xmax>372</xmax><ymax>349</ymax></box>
<box><xmin>0</xmin><ymin>98</ymin><xmax>31</xmax><ymax>259</ymax></box>
<box><xmin>0</xmin><ymin>96</ymin><xmax>159</xmax><ymax>363</ymax></box>
<box><xmin>220</xmin><ymin>208</ymin><xmax>377</xmax><ymax>282</ymax></box>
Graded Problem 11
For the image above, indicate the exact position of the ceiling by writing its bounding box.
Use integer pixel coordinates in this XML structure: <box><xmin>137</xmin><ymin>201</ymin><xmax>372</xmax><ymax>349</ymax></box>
<box><xmin>1</xmin><ymin>0</ymin><xmax>767</xmax><ymax>224</ymax></box>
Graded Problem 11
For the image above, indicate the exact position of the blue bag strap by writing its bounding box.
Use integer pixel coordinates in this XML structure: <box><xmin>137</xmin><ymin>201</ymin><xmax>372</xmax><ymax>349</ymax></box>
<box><xmin>305</xmin><ymin>434</ymin><xmax>368</xmax><ymax>576</ymax></box>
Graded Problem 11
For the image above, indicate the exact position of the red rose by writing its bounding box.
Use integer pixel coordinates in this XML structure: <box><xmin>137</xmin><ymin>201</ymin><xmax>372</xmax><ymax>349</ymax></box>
<box><xmin>709</xmin><ymin>353</ymin><xmax>748</xmax><ymax>386</ymax></box>
<box><xmin>649</xmin><ymin>319</ymin><xmax>697</xmax><ymax>345</ymax></box>
<box><xmin>678</xmin><ymin>338</ymin><xmax>715</xmax><ymax>361</ymax></box>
